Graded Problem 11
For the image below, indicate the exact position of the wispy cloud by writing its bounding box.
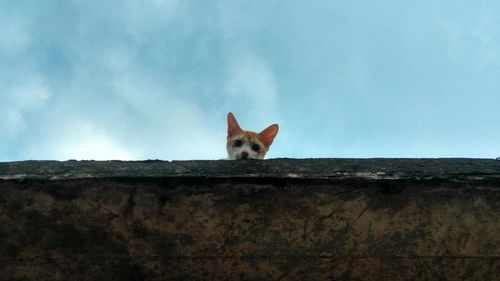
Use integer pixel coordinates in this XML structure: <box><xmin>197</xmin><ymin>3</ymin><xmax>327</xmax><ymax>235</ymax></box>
<box><xmin>226</xmin><ymin>53</ymin><xmax>279</xmax><ymax>121</ymax></box>
<box><xmin>0</xmin><ymin>76</ymin><xmax>51</xmax><ymax>137</ymax></box>
<box><xmin>0</xmin><ymin>1</ymin><xmax>229</xmax><ymax>160</ymax></box>
<box><xmin>1</xmin><ymin>1</ymin><xmax>500</xmax><ymax>160</ymax></box>
<box><xmin>28</xmin><ymin>121</ymin><xmax>135</xmax><ymax>161</ymax></box>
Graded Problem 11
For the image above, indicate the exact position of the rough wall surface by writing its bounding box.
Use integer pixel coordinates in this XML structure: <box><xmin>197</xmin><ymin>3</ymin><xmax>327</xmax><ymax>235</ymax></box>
<box><xmin>0</xmin><ymin>159</ymin><xmax>499</xmax><ymax>281</ymax></box>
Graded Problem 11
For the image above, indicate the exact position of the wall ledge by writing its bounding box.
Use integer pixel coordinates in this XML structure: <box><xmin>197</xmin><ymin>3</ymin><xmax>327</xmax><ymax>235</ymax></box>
<box><xmin>1</xmin><ymin>158</ymin><xmax>500</xmax><ymax>182</ymax></box>
<box><xmin>1</xmin><ymin>158</ymin><xmax>499</xmax><ymax>280</ymax></box>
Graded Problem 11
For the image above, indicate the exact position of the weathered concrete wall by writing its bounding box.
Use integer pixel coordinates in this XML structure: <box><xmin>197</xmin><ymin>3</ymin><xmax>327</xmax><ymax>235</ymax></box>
<box><xmin>0</xmin><ymin>159</ymin><xmax>499</xmax><ymax>281</ymax></box>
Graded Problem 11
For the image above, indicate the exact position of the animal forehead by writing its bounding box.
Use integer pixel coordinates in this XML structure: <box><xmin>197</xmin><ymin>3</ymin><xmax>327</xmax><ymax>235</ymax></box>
<box><xmin>243</xmin><ymin>131</ymin><xmax>258</xmax><ymax>139</ymax></box>
<box><xmin>230</xmin><ymin>131</ymin><xmax>262</xmax><ymax>143</ymax></box>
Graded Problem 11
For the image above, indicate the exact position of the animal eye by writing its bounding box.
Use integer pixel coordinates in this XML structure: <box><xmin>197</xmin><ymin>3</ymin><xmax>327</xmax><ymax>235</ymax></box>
<box><xmin>234</xmin><ymin>140</ymin><xmax>243</xmax><ymax>147</ymax></box>
<box><xmin>251</xmin><ymin>144</ymin><xmax>261</xmax><ymax>152</ymax></box>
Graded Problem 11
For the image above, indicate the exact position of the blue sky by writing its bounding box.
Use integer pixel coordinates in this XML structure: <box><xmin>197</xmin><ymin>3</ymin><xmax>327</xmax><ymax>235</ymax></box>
<box><xmin>1</xmin><ymin>1</ymin><xmax>499</xmax><ymax>160</ymax></box>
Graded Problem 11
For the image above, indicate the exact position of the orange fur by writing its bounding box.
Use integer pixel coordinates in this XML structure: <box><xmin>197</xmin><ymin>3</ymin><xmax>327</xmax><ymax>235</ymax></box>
<box><xmin>226</xmin><ymin>112</ymin><xmax>278</xmax><ymax>160</ymax></box>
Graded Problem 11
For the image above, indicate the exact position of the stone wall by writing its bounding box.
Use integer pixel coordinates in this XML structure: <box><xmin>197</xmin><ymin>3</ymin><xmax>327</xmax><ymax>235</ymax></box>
<box><xmin>0</xmin><ymin>159</ymin><xmax>499</xmax><ymax>280</ymax></box>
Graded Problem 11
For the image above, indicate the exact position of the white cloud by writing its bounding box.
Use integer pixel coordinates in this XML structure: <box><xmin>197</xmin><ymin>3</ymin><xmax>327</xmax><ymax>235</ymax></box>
<box><xmin>0</xmin><ymin>1</ymin><xmax>281</xmax><ymax>161</ymax></box>
<box><xmin>0</xmin><ymin>1</ymin><xmax>278</xmax><ymax>160</ymax></box>
<box><xmin>225</xmin><ymin>53</ymin><xmax>280</xmax><ymax>123</ymax></box>
<box><xmin>216</xmin><ymin>1</ymin><xmax>280</xmax><ymax>115</ymax></box>
<box><xmin>227</xmin><ymin>54</ymin><xmax>278</xmax><ymax>102</ymax></box>
<box><xmin>101</xmin><ymin>48</ymin><xmax>225</xmax><ymax>160</ymax></box>
<box><xmin>0</xmin><ymin>108</ymin><xmax>25</xmax><ymax>135</ymax></box>
<box><xmin>0</xmin><ymin>76</ymin><xmax>51</xmax><ymax>136</ymax></box>
<box><xmin>31</xmin><ymin>121</ymin><xmax>136</xmax><ymax>161</ymax></box>
<box><xmin>10</xmin><ymin>77</ymin><xmax>51</xmax><ymax>109</ymax></box>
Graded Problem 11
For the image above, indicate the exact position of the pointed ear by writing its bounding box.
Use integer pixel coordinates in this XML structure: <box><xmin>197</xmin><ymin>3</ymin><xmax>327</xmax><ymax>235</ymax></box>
<box><xmin>227</xmin><ymin>112</ymin><xmax>242</xmax><ymax>136</ymax></box>
<box><xmin>258</xmin><ymin>124</ymin><xmax>279</xmax><ymax>147</ymax></box>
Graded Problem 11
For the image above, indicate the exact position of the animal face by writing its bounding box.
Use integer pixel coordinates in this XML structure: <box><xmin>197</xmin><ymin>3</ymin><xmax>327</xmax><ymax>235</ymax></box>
<box><xmin>226</xmin><ymin>112</ymin><xmax>278</xmax><ymax>160</ymax></box>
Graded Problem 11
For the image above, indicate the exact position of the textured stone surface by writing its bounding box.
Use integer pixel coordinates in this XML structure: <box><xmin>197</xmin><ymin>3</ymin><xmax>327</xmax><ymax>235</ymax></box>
<box><xmin>0</xmin><ymin>159</ymin><xmax>499</xmax><ymax>280</ymax></box>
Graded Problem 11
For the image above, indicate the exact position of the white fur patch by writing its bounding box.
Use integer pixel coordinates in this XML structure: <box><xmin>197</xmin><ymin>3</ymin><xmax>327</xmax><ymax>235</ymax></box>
<box><xmin>227</xmin><ymin>138</ymin><xmax>262</xmax><ymax>160</ymax></box>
